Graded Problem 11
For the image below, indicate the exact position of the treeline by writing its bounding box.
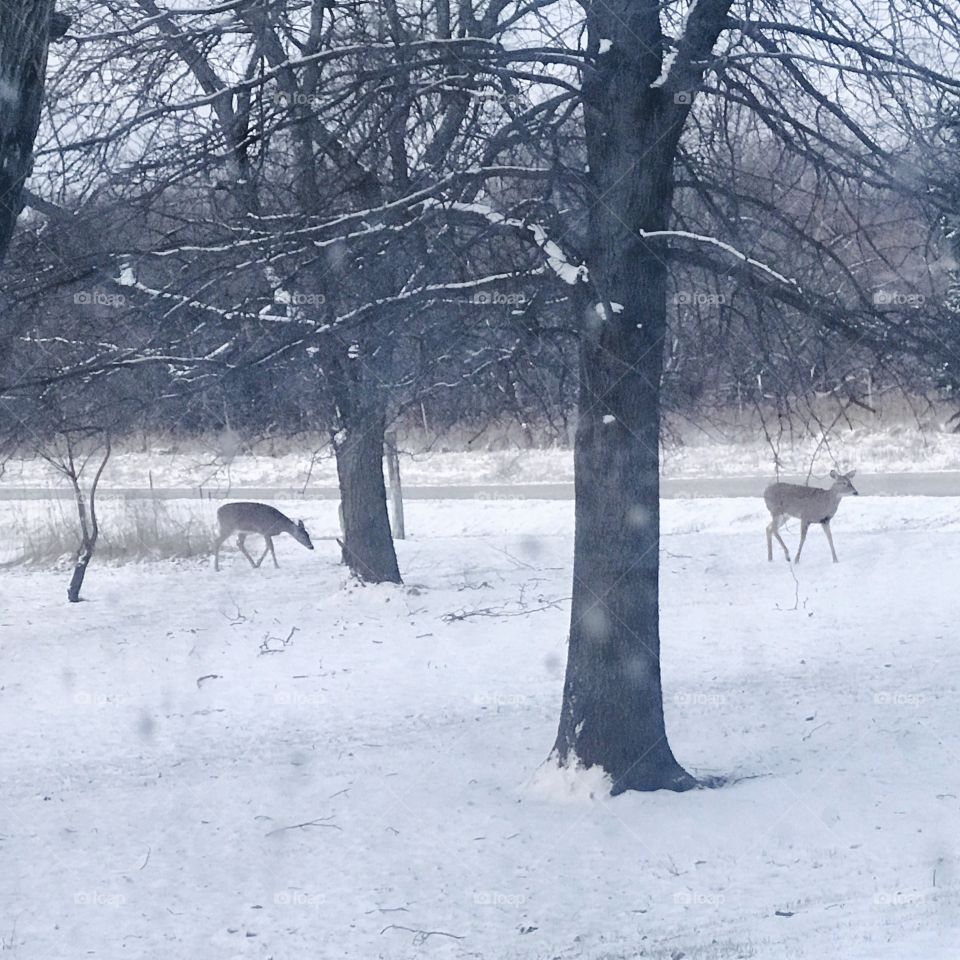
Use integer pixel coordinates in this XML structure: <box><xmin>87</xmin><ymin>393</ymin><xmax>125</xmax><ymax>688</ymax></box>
<box><xmin>2</xmin><ymin>1</ymin><xmax>960</xmax><ymax>585</ymax></box>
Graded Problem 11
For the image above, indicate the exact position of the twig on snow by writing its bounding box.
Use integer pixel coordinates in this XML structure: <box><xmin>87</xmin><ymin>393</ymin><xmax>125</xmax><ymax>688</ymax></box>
<box><xmin>379</xmin><ymin>924</ymin><xmax>465</xmax><ymax>945</ymax></box>
<box><xmin>266</xmin><ymin>815</ymin><xmax>341</xmax><ymax>836</ymax></box>
<box><xmin>442</xmin><ymin>596</ymin><xmax>570</xmax><ymax>622</ymax></box>
<box><xmin>801</xmin><ymin>721</ymin><xmax>829</xmax><ymax>741</ymax></box>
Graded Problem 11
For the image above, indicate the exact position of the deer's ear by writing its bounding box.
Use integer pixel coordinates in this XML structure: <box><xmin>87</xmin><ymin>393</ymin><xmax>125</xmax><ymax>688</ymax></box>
<box><xmin>846</xmin><ymin>469</ymin><xmax>856</xmax><ymax>479</ymax></box>
<box><xmin>830</xmin><ymin>469</ymin><xmax>838</xmax><ymax>478</ymax></box>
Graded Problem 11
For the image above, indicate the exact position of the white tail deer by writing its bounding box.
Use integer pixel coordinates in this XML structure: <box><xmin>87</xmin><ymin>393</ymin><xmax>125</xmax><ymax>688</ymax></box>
<box><xmin>214</xmin><ymin>502</ymin><xmax>314</xmax><ymax>571</ymax></box>
<box><xmin>764</xmin><ymin>470</ymin><xmax>858</xmax><ymax>563</ymax></box>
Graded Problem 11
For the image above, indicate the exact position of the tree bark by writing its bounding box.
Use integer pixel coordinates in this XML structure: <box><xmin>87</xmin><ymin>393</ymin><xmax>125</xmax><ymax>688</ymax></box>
<box><xmin>67</xmin><ymin>534</ymin><xmax>96</xmax><ymax>603</ymax></box>
<box><xmin>553</xmin><ymin>0</ymin><xmax>732</xmax><ymax>793</ymax></box>
<box><xmin>335</xmin><ymin>396</ymin><xmax>402</xmax><ymax>584</ymax></box>
<box><xmin>0</xmin><ymin>2</ymin><xmax>66</xmax><ymax>266</ymax></box>
<box><xmin>555</xmin><ymin>274</ymin><xmax>695</xmax><ymax>793</ymax></box>
<box><xmin>65</xmin><ymin>436</ymin><xmax>110</xmax><ymax>603</ymax></box>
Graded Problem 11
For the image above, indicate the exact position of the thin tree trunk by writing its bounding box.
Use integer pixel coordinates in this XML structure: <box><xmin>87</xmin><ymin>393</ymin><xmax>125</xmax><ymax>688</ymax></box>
<box><xmin>67</xmin><ymin>526</ymin><xmax>95</xmax><ymax>603</ymax></box>
<box><xmin>66</xmin><ymin>437</ymin><xmax>110</xmax><ymax>603</ymax></box>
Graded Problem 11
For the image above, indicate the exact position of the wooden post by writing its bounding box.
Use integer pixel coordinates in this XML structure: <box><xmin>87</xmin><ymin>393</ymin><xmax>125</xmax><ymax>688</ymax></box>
<box><xmin>148</xmin><ymin>469</ymin><xmax>159</xmax><ymax>544</ymax></box>
<box><xmin>384</xmin><ymin>434</ymin><xmax>405</xmax><ymax>540</ymax></box>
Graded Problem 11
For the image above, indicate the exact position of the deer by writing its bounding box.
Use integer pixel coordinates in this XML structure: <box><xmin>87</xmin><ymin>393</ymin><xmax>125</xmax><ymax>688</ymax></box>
<box><xmin>763</xmin><ymin>470</ymin><xmax>858</xmax><ymax>564</ymax></box>
<box><xmin>214</xmin><ymin>502</ymin><xmax>314</xmax><ymax>571</ymax></box>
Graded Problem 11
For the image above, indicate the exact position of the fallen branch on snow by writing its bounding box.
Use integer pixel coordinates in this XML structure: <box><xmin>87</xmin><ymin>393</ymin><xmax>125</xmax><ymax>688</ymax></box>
<box><xmin>442</xmin><ymin>597</ymin><xmax>570</xmax><ymax>623</ymax></box>
<box><xmin>380</xmin><ymin>925</ymin><xmax>465</xmax><ymax>945</ymax></box>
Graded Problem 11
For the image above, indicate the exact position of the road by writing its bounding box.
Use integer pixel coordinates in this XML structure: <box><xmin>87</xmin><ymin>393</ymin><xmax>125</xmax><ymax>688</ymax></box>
<box><xmin>1</xmin><ymin>471</ymin><xmax>960</xmax><ymax>500</ymax></box>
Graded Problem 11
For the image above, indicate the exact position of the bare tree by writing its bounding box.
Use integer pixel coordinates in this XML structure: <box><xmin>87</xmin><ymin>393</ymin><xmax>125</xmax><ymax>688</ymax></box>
<box><xmin>547</xmin><ymin>1</ymin><xmax>960</xmax><ymax>792</ymax></box>
<box><xmin>20</xmin><ymin>0</ymin><xmax>575</xmax><ymax>583</ymax></box>
<box><xmin>9</xmin><ymin>0</ymin><xmax>960</xmax><ymax>796</ymax></box>
<box><xmin>44</xmin><ymin>429</ymin><xmax>112</xmax><ymax>603</ymax></box>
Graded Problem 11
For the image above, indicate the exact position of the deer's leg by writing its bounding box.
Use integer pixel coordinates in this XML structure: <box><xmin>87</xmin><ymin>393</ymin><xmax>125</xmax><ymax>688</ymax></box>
<box><xmin>795</xmin><ymin>520</ymin><xmax>810</xmax><ymax>563</ymax></box>
<box><xmin>268</xmin><ymin>536</ymin><xmax>279</xmax><ymax>568</ymax></box>
<box><xmin>823</xmin><ymin>520</ymin><xmax>839</xmax><ymax>563</ymax></box>
<box><xmin>213</xmin><ymin>531</ymin><xmax>228</xmax><ymax>571</ymax></box>
<box><xmin>769</xmin><ymin>516</ymin><xmax>791</xmax><ymax>562</ymax></box>
<box><xmin>251</xmin><ymin>535</ymin><xmax>271</xmax><ymax>568</ymax></box>
<box><xmin>237</xmin><ymin>533</ymin><xmax>258</xmax><ymax>568</ymax></box>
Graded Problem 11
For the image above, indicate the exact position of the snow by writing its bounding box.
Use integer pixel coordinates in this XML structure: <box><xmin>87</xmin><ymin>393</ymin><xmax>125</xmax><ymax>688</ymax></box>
<box><xmin>597</xmin><ymin>39</ymin><xmax>612</xmax><ymax>55</ymax></box>
<box><xmin>593</xmin><ymin>301</ymin><xmax>624</xmax><ymax>320</ymax></box>
<box><xmin>651</xmin><ymin>0</ymin><xmax>699</xmax><ymax>88</ymax></box>
<box><xmin>6</xmin><ymin>422</ymin><xmax>960</xmax><ymax>491</ymax></box>
<box><xmin>526</xmin><ymin>753</ymin><xmax>612</xmax><ymax>803</ymax></box>
<box><xmin>2</xmin><ymin>495</ymin><xmax>959</xmax><ymax>957</ymax></box>
<box><xmin>650</xmin><ymin>48</ymin><xmax>679</xmax><ymax>88</ymax></box>
<box><xmin>426</xmin><ymin>200</ymin><xmax>588</xmax><ymax>285</ymax></box>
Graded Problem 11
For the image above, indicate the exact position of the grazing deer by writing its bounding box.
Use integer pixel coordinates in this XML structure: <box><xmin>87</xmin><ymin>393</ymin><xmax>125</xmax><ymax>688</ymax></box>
<box><xmin>214</xmin><ymin>502</ymin><xmax>314</xmax><ymax>571</ymax></box>
<box><xmin>764</xmin><ymin>470</ymin><xmax>858</xmax><ymax>563</ymax></box>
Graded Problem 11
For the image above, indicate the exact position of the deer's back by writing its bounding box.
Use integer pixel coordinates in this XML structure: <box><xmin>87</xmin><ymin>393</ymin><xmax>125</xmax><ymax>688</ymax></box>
<box><xmin>763</xmin><ymin>482</ymin><xmax>837</xmax><ymax>522</ymax></box>
<box><xmin>217</xmin><ymin>502</ymin><xmax>288</xmax><ymax>535</ymax></box>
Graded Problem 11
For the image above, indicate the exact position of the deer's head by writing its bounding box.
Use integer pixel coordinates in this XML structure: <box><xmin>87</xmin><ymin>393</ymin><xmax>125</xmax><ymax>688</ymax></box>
<box><xmin>829</xmin><ymin>469</ymin><xmax>858</xmax><ymax>497</ymax></box>
<box><xmin>295</xmin><ymin>519</ymin><xmax>315</xmax><ymax>550</ymax></box>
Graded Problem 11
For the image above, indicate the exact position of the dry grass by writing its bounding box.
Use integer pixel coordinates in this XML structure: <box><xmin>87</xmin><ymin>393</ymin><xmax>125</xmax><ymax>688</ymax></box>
<box><xmin>2</xmin><ymin>499</ymin><xmax>215</xmax><ymax>567</ymax></box>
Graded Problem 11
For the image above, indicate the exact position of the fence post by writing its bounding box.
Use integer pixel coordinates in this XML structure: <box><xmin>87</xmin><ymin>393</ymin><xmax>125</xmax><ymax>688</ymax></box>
<box><xmin>384</xmin><ymin>433</ymin><xmax>405</xmax><ymax>540</ymax></box>
<box><xmin>148</xmin><ymin>469</ymin><xmax>159</xmax><ymax>543</ymax></box>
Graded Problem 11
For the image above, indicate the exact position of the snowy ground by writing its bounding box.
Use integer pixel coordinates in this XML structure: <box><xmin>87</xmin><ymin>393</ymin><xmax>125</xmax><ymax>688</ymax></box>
<box><xmin>2</xmin><ymin>497</ymin><xmax>959</xmax><ymax>958</ymax></box>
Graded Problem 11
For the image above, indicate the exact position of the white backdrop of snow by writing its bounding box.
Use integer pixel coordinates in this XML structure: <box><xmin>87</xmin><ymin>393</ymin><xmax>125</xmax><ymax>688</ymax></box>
<box><xmin>1</xmin><ymin>495</ymin><xmax>959</xmax><ymax>957</ymax></box>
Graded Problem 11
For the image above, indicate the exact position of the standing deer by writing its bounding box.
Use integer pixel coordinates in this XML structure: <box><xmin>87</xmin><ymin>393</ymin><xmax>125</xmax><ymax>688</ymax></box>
<box><xmin>214</xmin><ymin>502</ymin><xmax>314</xmax><ymax>571</ymax></box>
<box><xmin>764</xmin><ymin>470</ymin><xmax>858</xmax><ymax>563</ymax></box>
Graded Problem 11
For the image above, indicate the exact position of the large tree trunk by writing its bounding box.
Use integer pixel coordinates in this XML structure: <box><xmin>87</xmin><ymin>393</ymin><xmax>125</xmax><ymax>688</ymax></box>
<box><xmin>334</xmin><ymin>393</ymin><xmax>402</xmax><ymax>584</ymax></box>
<box><xmin>554</xmin><ymin>262</ymin><xmax>695</xmax><ymax>793</ymax></box>
<box><xmin>0</xmin><ymin>2</ymin><xmax>66</xmax><ymax>266</ymax></box>
<box><xmin>553</xmin><ymin>0</ymin><xmax>730</xmax><ymax>793</ymax></box>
